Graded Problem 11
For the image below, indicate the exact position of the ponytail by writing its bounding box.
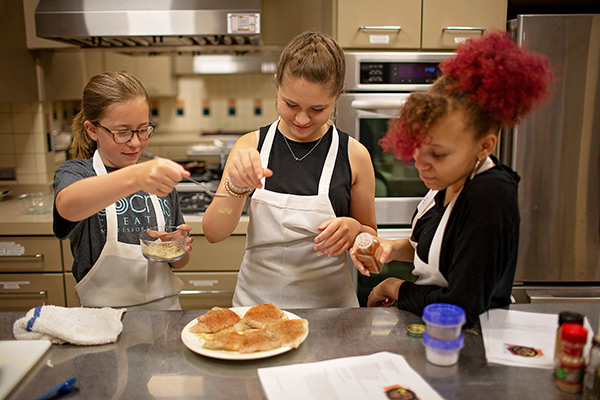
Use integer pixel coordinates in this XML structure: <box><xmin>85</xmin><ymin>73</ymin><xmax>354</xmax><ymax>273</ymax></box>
<box><xmin>69</xmin><ymin>108</ymin><xmax>96</xmax><ymax>159</ymax></box>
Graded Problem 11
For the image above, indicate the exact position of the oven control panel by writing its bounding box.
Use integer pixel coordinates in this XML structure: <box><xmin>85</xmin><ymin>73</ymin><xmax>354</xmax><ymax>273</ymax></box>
<box><xmin>360</xmin><ymin>62</ymin><xmax>440</xmax><ymax>85</ymax></box>
<box><xmin>344</xmin><ymin>52</ymin><xmax>453</xmax><ymax>92</ymax></box>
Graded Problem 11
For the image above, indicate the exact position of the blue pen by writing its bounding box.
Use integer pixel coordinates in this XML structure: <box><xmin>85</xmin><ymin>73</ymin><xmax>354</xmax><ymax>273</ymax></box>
<box><xmin>36</xmin><ymin>378</ymin><xmax>77</xmax><ymax>400</ymax></box>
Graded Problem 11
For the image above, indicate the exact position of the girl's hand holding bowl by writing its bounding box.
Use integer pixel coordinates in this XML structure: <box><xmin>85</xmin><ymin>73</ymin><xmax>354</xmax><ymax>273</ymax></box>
<box><xmin>140</xmin><ymin>226</ymin><xmax>191</xmax><ymax>262</ymax></box>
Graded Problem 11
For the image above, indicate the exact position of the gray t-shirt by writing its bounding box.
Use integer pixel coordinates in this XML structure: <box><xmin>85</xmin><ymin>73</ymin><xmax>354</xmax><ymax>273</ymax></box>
<box><xmin>53</xmin><ymin>158</ymin><xmax>185</xmax><ymax>282</ymax></box>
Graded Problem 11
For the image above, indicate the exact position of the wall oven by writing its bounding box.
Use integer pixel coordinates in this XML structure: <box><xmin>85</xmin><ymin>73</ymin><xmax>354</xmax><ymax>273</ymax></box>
<box><xmin>337</xmin><ymin>52</ymin><xmax>452</xmax><ymax>305</ymax></box>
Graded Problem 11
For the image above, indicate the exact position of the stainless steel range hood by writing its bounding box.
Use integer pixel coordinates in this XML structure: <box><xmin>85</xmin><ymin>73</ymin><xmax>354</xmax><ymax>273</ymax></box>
<box><xmin>34</xmin><ymin>0</ymin><xmax>263</xmax><ymax>55</ymax></box>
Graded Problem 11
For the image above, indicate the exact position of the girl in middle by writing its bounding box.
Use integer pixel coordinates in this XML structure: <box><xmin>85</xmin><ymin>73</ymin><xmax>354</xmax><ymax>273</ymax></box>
<box><xmin>202</xmin><ymin>31</ymin><xmax>377</xmax><ymax>308</ymax></box>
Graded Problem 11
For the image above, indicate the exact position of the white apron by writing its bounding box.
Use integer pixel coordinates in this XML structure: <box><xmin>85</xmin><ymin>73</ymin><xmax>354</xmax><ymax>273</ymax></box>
<box><xmin>409</xmin><ymin>157</ymin><xmax>495</xmax><ymax>286</ymax></box>
<box><xmin>233</xmin><ymin>120</ymin><xmax>359</xmax><ymax>308</ymax></box>
<box><xmin>75</xmin><ymin>150</ymin><xmax>184</xmax><ymax>310</ymax></box>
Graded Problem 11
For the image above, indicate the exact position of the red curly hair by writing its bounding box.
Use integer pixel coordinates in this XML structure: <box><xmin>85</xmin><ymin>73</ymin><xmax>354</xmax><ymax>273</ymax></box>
<box><xmin>380</xmin><ymin>31</ymin><xmax>553</xmax><ymax>162</ymax></box>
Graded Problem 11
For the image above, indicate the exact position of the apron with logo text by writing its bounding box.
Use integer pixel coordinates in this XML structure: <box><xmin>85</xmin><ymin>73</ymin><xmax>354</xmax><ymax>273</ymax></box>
<box><xmin>75</xmin><ymin>150</ymin><xmax>183</xmax><ymax>309</ymax></box>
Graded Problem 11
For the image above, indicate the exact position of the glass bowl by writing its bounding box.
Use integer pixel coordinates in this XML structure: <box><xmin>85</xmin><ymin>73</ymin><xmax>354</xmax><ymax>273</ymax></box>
<box><xmin>17</xmin><ymin>192</ymin><xmax>53</xmax><ymax>214</ymax></box>
<box><xmin>140</xmin><ymin>226</ymin><xmax>188</xmax><ymax>262</ymax></box>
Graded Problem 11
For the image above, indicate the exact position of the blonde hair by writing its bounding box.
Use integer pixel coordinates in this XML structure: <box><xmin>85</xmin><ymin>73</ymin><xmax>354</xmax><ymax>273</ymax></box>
<box><xmin>275</xmin><ymin>31</ymin><xmax>345</xmax><ymax>97</ymax></box>
<box><xmin>69</xmin><ymin>71</ymin><xmax>151</xmax><ymax>159</ymax></box>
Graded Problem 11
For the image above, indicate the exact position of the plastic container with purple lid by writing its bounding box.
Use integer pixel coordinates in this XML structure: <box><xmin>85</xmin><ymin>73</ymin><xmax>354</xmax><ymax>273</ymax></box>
<box><xmin>422</xmin><ymin>303</ymin><xmax>466</xmax><ymax>341</ymax></box>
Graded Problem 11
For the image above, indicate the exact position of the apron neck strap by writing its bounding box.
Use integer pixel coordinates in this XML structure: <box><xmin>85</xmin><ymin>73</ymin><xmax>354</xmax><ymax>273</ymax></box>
<box><xmin>92</xmin><ymin>150</ymin><xmax>164</xmax><ymax>240</ymax></box>
<box><xmin>260</xmin><ymin>120</ymin><xmax>338</xmax><ymax>195</ymax></box>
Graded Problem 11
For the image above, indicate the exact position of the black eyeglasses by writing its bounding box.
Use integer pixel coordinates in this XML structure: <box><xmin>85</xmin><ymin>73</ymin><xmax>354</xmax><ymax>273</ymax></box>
<box><xmin>94</xmin><ymin>121</ymin><xmax>155</xmax><ymax>144</ymax></box>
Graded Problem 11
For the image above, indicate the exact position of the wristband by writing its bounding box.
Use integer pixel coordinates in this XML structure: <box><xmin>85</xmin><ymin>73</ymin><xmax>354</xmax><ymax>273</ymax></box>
<box><xmin>224</xmin><ymin>176</ymin><xmax>253</xmax><ymax>197</ymax></box>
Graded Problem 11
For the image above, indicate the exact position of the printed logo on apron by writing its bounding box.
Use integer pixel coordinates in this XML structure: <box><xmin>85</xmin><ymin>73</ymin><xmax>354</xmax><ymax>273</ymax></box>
<box><xmin>74</xmin><ymin>150</ymin><xmax>183</xmax><ymax>309</ymax></box>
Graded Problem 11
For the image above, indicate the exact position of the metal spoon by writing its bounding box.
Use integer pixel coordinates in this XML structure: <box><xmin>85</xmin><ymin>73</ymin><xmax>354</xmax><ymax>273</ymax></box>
<box><xmin>142</xmin><ymin>151</ymin><xmax>229</xmax><ymax>198</ymax></box>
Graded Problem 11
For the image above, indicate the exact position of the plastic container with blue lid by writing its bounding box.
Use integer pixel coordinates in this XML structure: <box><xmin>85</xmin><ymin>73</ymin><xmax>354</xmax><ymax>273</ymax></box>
<box><xmin>422</xmin><ymin>303</ymin><xmax>466</xmax><ymax>341</ymax></box>
<box><xmin>423</xmin><ymin>331</ymin><xmax>464</xmax><ymax>366</ymax></box>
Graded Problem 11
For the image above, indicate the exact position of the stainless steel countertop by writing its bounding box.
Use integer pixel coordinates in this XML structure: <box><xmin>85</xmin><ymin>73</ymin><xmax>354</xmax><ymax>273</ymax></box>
<box><xmin>2</xmin><ymin>303</ymin><xmax>597</xmax><ymax>399</ymax></box>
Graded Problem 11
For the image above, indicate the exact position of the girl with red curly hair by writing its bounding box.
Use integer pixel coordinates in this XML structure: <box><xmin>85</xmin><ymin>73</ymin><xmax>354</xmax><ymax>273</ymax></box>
<box><xmin>350</xmin><ymin>31</ymin><xmax>553</xmax><ymax>325</ymax></box>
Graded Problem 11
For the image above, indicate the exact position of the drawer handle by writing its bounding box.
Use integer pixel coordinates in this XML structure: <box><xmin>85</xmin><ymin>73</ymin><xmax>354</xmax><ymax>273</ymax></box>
<box><xmin>180</xmin><ymin>290</ymin><xmax>234</xmax><ymax>295</ymax></box>
<box><xmin>351</xmin><ymin>99</ymin><xmax>408</xmax><ymax>110</ymax></box>
<box><xmin>359</xmin><ymin>26</ymin><xmax>402</xmax><ymax>31</ymax></box>
<box><xmin>0</xmin><ymin>254</ymin><xmax>44</xmax><ymax>262</ymax></box>
<box><xmin>528</xmin><ymin>294</ymin><xmax>600</xmax><ymax>304</ymax></box>
<box><xmin>442</xmin><ymin>26</ymin><xmax>486</xmax><ymax>33</ymax></box>
<box><xmin>0</xmin><ymin>290</ymin><xmax>47</xmax><ymax>298</ymax></box>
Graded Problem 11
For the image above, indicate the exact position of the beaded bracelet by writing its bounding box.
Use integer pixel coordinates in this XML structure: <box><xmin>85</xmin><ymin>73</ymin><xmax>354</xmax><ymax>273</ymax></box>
<box><xmin>224</xmin><ymin>176</ymin><xmax>253</xmax><ymax>198</ymax></box>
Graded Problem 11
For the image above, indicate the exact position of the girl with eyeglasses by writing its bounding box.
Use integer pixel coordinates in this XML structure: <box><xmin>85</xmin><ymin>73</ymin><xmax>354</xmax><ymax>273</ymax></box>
<box><xmin>53</xmin><ymin>71</ymin><xmax>193</xmax><ymax>310</ymax></box>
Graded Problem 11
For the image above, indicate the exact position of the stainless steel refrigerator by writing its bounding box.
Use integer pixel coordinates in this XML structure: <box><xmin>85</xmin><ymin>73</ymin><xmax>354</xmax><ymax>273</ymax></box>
<box><xmin>504</xmin><ymin>14</ymin><xmax>600</xmax><ymax>303</ymax></box>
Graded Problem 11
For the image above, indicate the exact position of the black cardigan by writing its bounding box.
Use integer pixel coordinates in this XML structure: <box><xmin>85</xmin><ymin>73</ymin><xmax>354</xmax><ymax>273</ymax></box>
<box><xmin>397</xmin><ymin>156</ymin><xmax>520</xmax><ymax>326</ymax></box>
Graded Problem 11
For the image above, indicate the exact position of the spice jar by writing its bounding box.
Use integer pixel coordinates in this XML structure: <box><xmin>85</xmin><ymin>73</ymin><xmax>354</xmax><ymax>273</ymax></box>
<box><xmin>584</xmin><ymin>334</ymin><xmax>600</xmax><ymax>399</ymax></box>
<box><xmin>354</xmin><ymin>233</ymin><xmax>383</xmax><ymax>274</ymax></box>
<box><xmin>555</xmin><ymin>323</ymin><xmax>588</xmax><ymax>393</ymax></box>
<box><xmin>554</xmin><ymin>311</ymin><xmax>584</xmax><ymax>371</ymax></box>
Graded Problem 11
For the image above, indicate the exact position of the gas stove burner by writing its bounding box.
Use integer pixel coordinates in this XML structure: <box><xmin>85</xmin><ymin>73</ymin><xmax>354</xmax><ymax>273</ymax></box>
<box><xmin>178</xmin><ymin>191</ymin><xmax>213</xmax><ymax>214</ymax></box>
<box><xmin>176</xmin><ymin>160</ymin><xmax>224</xmax><ymax>183</ymax></box>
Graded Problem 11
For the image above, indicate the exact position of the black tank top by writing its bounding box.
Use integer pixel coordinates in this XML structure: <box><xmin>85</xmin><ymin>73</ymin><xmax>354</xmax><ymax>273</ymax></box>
<box><xmin>256</xmin><ymin>123</ymin><xmax>352</xmax><ymax>217</ymax></box>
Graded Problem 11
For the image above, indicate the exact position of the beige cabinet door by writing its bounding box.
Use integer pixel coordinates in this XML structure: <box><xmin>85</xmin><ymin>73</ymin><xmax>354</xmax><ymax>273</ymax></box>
<box><xmin>104</xmin><ymin>52</ymin><xmax>177</xmax><ymax>98</ymax></box>
<box><xmin>41</xmin><ymin>51</ymin><xmax>103</xmax><ymax>101</ymax></box>
<box><xmin>180</xmin><ymin>235</ymin><xmax>246</xmax><ymax>272</ymax></box>
<box><xmin>337</xmin><ymin>0</ymin><xmax>421</xmax><ymax>49</ymax></box>
<box><xmin>176</xmin><ymin>272</ymin><xmax>238</xmax><ymax>309</ymax></box>
<box><xmin>64</xmin><ymin>272</ymin><xmax>81</xmax><ymax>307</ymax></box>
<box><xmin>0</xmin><ymin>273</ymin><xmax>65</xmax><ymax>311</ymax></box>
<box><xmin>0</xmin><ymin>236</ymin><xmax>62</xmax><ymax>272</ymax></box>
<box><xmin>422</xmin><ymin>0</ymin><xmax>507</xmax><ymax>50</ymax></box>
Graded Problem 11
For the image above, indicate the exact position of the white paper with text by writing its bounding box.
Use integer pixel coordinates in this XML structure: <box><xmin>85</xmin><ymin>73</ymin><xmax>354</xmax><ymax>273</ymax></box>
<box><xmin>258</xmin><ymin>351</ymin><xmax>443</xmax><ymax>400</ymax></box>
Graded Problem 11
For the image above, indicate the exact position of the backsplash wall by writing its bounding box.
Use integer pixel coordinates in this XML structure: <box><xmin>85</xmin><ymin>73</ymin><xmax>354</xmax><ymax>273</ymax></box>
<box><xmin>0</xmin><ymin>73</ymin><xmax>278</xmax><ymax>185</ymax></box>
<box><xmin>156</xmin><ymin>74</ymin><xmax>278</xmax><ymax>134</ymax></box>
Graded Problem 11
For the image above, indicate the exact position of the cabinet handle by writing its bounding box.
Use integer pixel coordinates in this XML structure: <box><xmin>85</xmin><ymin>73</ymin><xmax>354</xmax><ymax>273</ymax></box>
<box><xmin>0</xmin><ymin>254</ymin><xmax>44</xmax><ymax>262</ymax></box>
<box><xmin>180</xmin><ymin>290</ymin><xmax>234</xmax><ymax>295</ymax></box>
<box><xmin>442</xmin><ymin>26</ymin><xmax>486</xmax><ymax>33</ymax></box>
<box><xmin>0</xmin><ymin>290</ymin><xmax>47</xmax><ymax>298</ymax></box>
<box><xmin>351</xmin><ymin>99</ymin><xmax>408</xmax><ymax>110</ymax></box>
<box><xmin>359</xmin><ymin>26</ymin><xmax>402</xmax><ymax>31</ymax></box>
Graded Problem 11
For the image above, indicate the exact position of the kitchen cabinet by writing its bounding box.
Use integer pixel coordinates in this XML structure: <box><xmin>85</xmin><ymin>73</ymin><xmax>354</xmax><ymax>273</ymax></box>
<box><xmin>421</xmin><ymin>0</ymin><xmax>507</xmax><ymax>49</ymax></box>
<box><xmin>39</xmin><ymin>50</ymin><xmax>177</xmax><ymax>101</ymax></box>
<box><xmin>337</xmin><ymin>0</ymin><xmax>422</xmax><ymax>49</ymax></box>
<box><xmin>0</xmin><ymin>236</ymin><xmax>65</xmax><ymax>310</ymax></box>
<box><xmin>104</xmin><ymin>52</ymin><xmax>177</xmax><ymax>98</ymax></box>
<box><xmin>176</xmin><ymin>235</ymin><xmax>245</xmax><ymax>309</ymax></box>
<box><xmin>62</xmin><ymin>234</ymin><xmax>246</xmax><ymax>309</ymax></box>
<box><xmin>0</xmin><ymin>0</ymin><xmax>39</xmax><ymax>102</ymax></box>
<box><xmin>39</xmin><ymin>50</ymin><xmax>103</xmax><ymax>101</ymax></box>
<box><xmin>338</xmin><ymin>0</ymin><xmax>507</xmax><ymax>50</ymax></box>
<box><xmin>262</xmin><ymin>0</ymin><xmax>507</xmax><ymax>51</ymax></box>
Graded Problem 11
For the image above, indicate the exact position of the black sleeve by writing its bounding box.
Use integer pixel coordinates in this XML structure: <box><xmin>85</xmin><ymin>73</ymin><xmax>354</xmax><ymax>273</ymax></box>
<box><xmin>397</xmin><ymin>172</ymin><xmax>519</xmax><ymax>325</ymax></box>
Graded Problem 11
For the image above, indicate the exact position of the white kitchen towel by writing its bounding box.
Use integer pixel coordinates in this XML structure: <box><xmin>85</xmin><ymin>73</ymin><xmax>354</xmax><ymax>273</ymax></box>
<box><xmin>12</xmin><ymin>305</ymin><xmax>126</xmax><ymax>345</ymax></box>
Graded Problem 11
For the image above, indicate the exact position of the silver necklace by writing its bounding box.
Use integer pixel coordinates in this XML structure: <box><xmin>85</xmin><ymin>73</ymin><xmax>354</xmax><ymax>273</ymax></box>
<box><xmin>282</xmin><ymin>133</ymin><xmax>325</xmax><ymax>162</ymax></box>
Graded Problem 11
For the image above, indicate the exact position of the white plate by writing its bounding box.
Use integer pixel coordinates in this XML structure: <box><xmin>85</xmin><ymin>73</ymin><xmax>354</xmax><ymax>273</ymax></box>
<box><xmin>181</xmin><ymin>307</ymin><xmax>308</xmax><ymax>360</ymax></box>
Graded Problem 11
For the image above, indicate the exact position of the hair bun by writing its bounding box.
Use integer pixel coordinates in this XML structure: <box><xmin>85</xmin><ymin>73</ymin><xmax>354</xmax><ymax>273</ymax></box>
<box><xmin>440</xmin><ymin>31</ymin><xmax>553</xmax><ymax>127</ymax></box>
